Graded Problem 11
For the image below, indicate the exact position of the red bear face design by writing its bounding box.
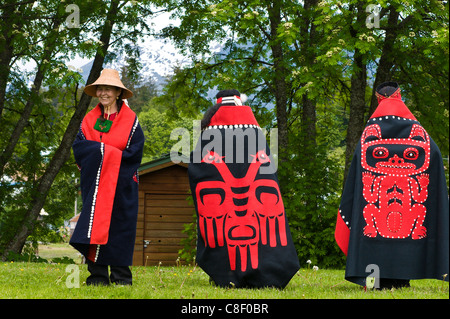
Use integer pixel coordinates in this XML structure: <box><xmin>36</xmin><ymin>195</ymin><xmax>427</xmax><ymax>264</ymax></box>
<box><xmin>360</xmin><ymin>123</ymin><xmax>431</xmax><ymax>239</ymax></box>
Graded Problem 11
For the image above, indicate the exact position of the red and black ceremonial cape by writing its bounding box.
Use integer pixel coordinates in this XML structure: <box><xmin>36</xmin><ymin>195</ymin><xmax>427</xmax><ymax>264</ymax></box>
<box><xmin>335</xmin><ymin>96</ymin><xmax>449</xmax><ymax>286</ymax></box>
<box><xmin>188</xmin><ymin>105</ymin><xmax>300</xmax><ymax>288</ymax></box>
<box><xmin>71</xmin><ymin>103</ymin><xmax>144</xmax><ymax>266</ymax></box>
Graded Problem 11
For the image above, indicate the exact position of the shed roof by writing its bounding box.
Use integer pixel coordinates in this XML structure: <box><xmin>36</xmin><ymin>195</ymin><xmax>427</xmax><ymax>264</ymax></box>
<box><xmin>69</xmin><ymin>213</ymin><xmax>80</xmax><ymax>223</ymax></box>
<box><xmin>138</xmin><ymin>153</ymin><xmax>190</xmax><ymax>176</ymax></box>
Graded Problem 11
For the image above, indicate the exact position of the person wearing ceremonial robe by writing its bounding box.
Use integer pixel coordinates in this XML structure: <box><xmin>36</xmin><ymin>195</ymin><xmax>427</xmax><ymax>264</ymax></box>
<box><xmin>188</xmin><ymin>89</ymin><xmax>300</xmax><ymax>288</ymax></box>
<box><xmin>335</xmin><ymin>82</ymin><xmax>449</xmax><ymax>289</ymax></box>
<box><xmin>71</xmin><ymin>69</ymin><xmax>144</xmax><ymax>285</ymax></box>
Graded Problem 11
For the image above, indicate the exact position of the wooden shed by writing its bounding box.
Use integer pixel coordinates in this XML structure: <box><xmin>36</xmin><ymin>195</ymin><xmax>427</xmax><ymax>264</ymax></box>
<box><xmin>132</xmin><ymin>153</ymin><xmax>195</xmax><ymax>266</ymax></box>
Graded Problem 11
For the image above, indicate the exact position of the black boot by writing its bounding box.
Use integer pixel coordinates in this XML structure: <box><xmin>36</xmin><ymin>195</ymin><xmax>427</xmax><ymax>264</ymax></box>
<box><xmin>86</xmin><ymin>260</ymin><xmax>110</xmax><ymax>286</ymax></box>
<box><xmin>110</xmin><ymin>266</ymin><xmax>133</xmax><ymax>285</ymax></box>
<box><xmin>379</xmin><ymin>278</ymin><xmax>410</xmax><ymax>289</ymax></box>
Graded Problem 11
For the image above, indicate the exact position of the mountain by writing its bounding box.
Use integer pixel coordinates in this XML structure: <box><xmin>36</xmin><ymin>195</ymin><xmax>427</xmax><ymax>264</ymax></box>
<box><xmin>76</xmin><ymin>37</ymin><xmax>191</xmax><ymax>91</ymax></box>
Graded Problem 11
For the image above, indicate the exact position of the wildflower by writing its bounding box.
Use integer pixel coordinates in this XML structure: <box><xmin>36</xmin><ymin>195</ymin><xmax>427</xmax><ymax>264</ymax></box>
<box><xmin>313</xmin><ymin>266</ymin><xmax>319</xmax><ymax>271</ymax></box>
<box><xmin>306</xmin><ymin>260</ymin><xmax>312</xmax><ymax>264</ymax></box>
<box><xmin>409</xmin><ymin>32</ymin><xmax>415</xmax><ymax>37</ymax></box>
<box><xmin>284</xmin><ymin>22</ymin><xmax>293</xmax><ymax>29</ymax></box>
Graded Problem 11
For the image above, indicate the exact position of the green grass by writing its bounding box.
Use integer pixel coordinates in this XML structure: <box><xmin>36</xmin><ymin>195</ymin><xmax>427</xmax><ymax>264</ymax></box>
<box><xmin>0</xmin><ymin>259</ymin><xmax>448</xmax><ymax>299</ymax></box>
<box><xmin>0</xmin><ymin>243</ymin><xmax>447</xmax><ymax>300</ymax></box>
<box><xmin>36</xmin><ymin>243</ymin><xmax>81</xmax><ymax>262</ymax></box>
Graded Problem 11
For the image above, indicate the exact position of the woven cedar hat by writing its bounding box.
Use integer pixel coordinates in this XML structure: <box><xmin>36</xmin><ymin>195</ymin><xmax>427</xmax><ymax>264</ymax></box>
<box><xmin>84</xmin><ymin>69</ymin><xmax>133</xmax><ymax>99</ymax></box>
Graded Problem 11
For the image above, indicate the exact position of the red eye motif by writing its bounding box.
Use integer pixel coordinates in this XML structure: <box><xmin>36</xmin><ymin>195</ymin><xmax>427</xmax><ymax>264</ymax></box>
<box><xmin>403</xmin><ymin>147</ymin><xmax>419</xmax><ymax>160</ymax></box>
<box><xmin>373</xmin><ymin>147</ymin><xmax>389</xmax><ymax>159</ymax></box>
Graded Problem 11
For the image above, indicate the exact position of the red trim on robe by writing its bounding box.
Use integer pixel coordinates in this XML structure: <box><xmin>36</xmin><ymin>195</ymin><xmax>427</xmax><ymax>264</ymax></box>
<box><xmin>87</xmin><ymin>244</ymin><xmax>97</xmax><ymax>261</ymax></box>
<box><xmin>81</xmin><ymin>103</ymin><xmax>137</xmax><ymax>150</ymax></box>
<box><xmin>90</xmin><ymin>144</ymin><xmax>122</xmax><ymax>244</ymax></box>
<box><xmin>208</xmin><ymin>105</ymin><xmax>260</xmax><ymax>127</ymax></box>
<box><xmin>80</xmin><ymin>103</ymin><xmax>137</xmax><ymax>247</ymax></box>
<box><xmin>370</xmin><ymin>98</ymin><xmax>417</xmax><ymax>121</ymax></box>
<box><xmin>335</xmin><ymin>211</ymin><xmax>350</xmax><ymax>256</ymax></box>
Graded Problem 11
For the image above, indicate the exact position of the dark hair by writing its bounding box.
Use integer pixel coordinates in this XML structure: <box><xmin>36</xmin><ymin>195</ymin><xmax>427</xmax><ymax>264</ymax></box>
<box><xmin>201</xmin><ymin>103</ymin><xmax>221</xmax><ymax>130</ymax></box>
<box><xmin>376</xmin><ymin>81</ymin><xmax>399</xmax><ymax>97</ymax></box>
<box><xmin>200</xmin><ymin>89</ymin><xmax>241</xmax><ymax>130</ymax></box>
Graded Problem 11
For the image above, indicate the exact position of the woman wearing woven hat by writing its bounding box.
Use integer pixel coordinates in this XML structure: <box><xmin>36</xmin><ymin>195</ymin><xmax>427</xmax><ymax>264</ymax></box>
<box><xmin>71</xmin><ymin>69</ymin><xmax>145</xmax><ymax>285</ymax></box>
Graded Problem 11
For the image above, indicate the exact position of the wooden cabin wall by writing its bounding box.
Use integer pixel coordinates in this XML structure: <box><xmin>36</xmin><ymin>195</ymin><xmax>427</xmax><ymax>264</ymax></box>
<box><xmin>133</xmin><ymin>165</ymin><xmax>194</xmax><ymax>266</ymax></box>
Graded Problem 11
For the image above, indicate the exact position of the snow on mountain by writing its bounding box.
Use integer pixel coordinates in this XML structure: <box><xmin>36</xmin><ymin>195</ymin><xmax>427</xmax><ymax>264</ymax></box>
<box><xmin>72</xmin><ymin>36</ymin><xmax>191</xmax><ymax>91</ymax></box>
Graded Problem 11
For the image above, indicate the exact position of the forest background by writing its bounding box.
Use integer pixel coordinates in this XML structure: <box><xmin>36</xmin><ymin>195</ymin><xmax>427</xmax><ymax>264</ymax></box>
<box><xmin>0</xmin><ymin>0</ymin><xmax>448</xmax><ymax>269</ymax></box>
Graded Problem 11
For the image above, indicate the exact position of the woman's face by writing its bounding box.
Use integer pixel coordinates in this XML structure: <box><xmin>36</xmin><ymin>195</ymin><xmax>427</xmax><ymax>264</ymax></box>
<box><xmin>96</xmin><ymin>85</ymin><xmax>121</xmax><ymax>109</ymax></box>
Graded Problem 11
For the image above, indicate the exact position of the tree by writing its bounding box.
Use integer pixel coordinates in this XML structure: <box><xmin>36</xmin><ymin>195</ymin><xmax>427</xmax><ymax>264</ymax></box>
<box><xmin>154</xmin><ymin>0</ymin><xmax>448</xmax><ymax>267</ymax></box>
<box><xmin>0</xmin><ymin>0</ymin><xmax>161</xmax><ymax>258</ymax></box>
<box><xmin>155</xmin><ymin>0</ymin><xmax>349</xmax><ymax>266</ymax></box>
<box><xmin>318</xmin><ymin>0</ymin><xmax>450</xmax><ymax>180</ymax></box>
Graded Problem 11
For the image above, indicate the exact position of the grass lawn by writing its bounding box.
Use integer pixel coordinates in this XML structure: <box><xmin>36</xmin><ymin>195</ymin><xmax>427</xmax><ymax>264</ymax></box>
<box><xmin>36</xmin><ymin>243</ymin><xmax>81</xmax><ymax>262</ymax></box>
<box><xmin>1</xmin><ymin>261</ymin><xmax>448</xmax><ymax>300</ymax></box>
<box><xmin>0</xmin><ymin>243</ymin><xmax>447</xmax><ymax>301</ymax></box>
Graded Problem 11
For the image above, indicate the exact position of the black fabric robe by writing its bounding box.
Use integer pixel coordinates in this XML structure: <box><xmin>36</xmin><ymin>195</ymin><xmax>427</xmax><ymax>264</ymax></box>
<box><xmin>188</xmin><ymin>104</ymin><xmax>299</xmax><ymax>288</ymax></box>
<box><xmin>335</xmin><ymin>96</ymin><xmax>449</xmax><ymax>286</ymax></box>
<box><xmin>71</xmin><ymin>103</ymin><xmax>144</xmax><ymax>266</ymax></box>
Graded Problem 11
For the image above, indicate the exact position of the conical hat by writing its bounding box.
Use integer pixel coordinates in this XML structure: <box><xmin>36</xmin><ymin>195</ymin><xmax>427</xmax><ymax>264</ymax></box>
<box><xmin>84</xmin><ymin>69</ymin><xmax>133</xmax><ymax>99</ymax></box>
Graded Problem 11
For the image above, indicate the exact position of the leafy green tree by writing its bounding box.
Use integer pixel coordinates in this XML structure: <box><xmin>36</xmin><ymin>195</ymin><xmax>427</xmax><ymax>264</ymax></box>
<box><xmin>154</xmin><ymin>0</ymin><xmax>345</xmax><ymax>266</ymax></box>
<box><xmin>316</xmin><ymin>0</ymin><xmax>449</xmax><ymax>179</ymax></box>
<box><xmin>139</xmin><ymin>102</ymin><xmax>200</xmax><ymax>163</ymax></box>
<box><xmin>0</xmin><ymin>0</ymin><xmax>161</xmax><ymax>258</ymax></box>
<box><xmin>153</xmin><ymin>0</ymin><xmax>448</xmax><ymax>267</ymax></box>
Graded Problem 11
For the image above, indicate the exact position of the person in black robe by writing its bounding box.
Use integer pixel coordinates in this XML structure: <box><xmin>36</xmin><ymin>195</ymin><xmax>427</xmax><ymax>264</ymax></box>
<box><xmin>71</xmin><ymin>69</ymin><xmax>144</xmax><ymax>285</ymax></box>
<box><xmin>335</xmin><ymin>82</ymin><xmax>449</xmax><ymax>289</ymax></box>
<box><xmin>188</xmin><ymin>89</ymin><xmax>299</xmax><ymax>288</ymax></box>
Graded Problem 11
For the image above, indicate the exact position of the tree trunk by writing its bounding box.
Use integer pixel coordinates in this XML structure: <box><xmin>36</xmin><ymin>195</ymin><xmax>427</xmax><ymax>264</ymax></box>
<box><xmin>0</xmin><ymin>0</ymin><xmax>120</xmax><ymax>259</ymax></box>
<box><xmin>0</xmin><ymin>8</ymin><xmax>64</xmax><ymax>189</ymax></box>
<box><xmin>0</xmin><ymin>9</ymin><xmax>14</xmax><ymax>121</ymax></box>
<box><xmin>0</xmin><ymin>1</ymin><xmax>35</xmax><ymax>120</ymax></box>
<box><xmin>367</xmin><ymin>6</ymin><xmax>400</xmax><ymax>118</ymax></box>
<box><xmin>299</xmin><ymin>0</ymin><xmax>318</xmax><ymax>157</ymax></box>
<box><xmin>343</xmin><ymin>1</ymin><xmax>368</xmax><ymax>183</ymax></box>
<box><xmin>267</xmin><ymin>1</ymin><xmax>289</xmax><ymax>180</ymax></box>
<box><xmin>343</xmin><ymin>49</ymin><xmax>367</xmax><ymax>182</ymax></box>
